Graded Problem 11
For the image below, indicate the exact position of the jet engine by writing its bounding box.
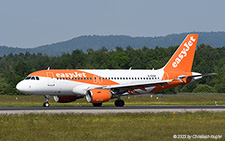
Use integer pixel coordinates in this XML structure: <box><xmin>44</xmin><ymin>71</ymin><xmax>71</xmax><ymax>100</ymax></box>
<box><xmin>53</xmin><ymin>95</ymin><xmax>82</xmax><ymax>103</ymax></box>
<box><xmin>86</xmin><ymin>89</ymin><xmax>112</xmax><ymax>103</ymax></box>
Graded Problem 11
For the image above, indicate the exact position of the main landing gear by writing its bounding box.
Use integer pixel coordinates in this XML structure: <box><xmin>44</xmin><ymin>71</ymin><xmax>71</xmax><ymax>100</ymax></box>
<box><xmin>115</xmin><ymin>100</ymin><xmax>125</xmax><ymax>107</ymax></box>
<box><xmin>115</xmin><ymin>96</ymin><xmax>125</xmax><ymax>107</ymax></box>
<box><xmin>43</xmin><ymin>95</ymin><xmax>50</xmax><ymax>107</ymax></box>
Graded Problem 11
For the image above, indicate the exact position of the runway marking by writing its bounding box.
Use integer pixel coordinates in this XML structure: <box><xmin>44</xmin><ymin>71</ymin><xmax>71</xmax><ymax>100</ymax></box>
<box><xmin>0</xmin><ymin>105</ymin><xmax>225</xmax><ymax>115</ymax></box>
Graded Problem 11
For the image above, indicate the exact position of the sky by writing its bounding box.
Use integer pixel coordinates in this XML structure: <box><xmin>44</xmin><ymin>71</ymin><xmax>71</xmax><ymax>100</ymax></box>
<box><xmin>0</xmin><ymin>0</ymin><xmax>225</xmax><ymax>48</ymax></box>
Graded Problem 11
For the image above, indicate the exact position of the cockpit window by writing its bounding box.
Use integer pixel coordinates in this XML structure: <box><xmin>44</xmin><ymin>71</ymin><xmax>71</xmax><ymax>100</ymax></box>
<box><xmin>25</xmin><ymin>76</ymin><xmax>40</xmax><ymax>80</ymax></box>
<box><xmin>25</xmin><ymin>77</ymin><xmax>31</xmax><ymax>80</ymax></box>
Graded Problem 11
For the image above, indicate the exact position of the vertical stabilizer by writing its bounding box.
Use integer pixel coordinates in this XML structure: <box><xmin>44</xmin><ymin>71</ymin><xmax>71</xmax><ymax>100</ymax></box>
<box><xmin>163</xmin><ymin>34</ymin><xmax>198</xmax><ymax>72</ymax></box>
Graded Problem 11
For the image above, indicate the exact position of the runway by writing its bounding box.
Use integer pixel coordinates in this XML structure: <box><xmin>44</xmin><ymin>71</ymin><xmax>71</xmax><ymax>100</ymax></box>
<box><xmin>0</xmin><ymin>105</ymin><xmax>225</xmax><ymax>114</ymax></box>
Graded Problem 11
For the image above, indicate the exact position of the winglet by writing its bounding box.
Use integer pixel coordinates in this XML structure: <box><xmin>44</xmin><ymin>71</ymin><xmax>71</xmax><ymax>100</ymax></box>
<box><xmin>163</xmin><ymin>34</ymin><xmax>199</xmax><ymax>72</ymax></box>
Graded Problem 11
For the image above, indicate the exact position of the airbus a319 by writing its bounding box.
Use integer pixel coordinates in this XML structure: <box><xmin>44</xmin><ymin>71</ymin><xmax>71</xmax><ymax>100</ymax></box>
<box><xmin>16</xmin><ymin>34</ymin><xmax>215</xmax><ymax>107</ymax></box>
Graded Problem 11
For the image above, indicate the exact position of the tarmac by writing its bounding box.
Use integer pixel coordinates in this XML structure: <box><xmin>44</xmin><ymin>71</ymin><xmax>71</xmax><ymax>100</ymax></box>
<box><xmin>0</xmin><ymin>105</ymin><xmax>225</xmax><ymax>114</ymax></box>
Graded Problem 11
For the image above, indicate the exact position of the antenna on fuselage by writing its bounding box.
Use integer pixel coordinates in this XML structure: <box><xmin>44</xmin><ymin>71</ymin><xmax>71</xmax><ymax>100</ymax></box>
<box><xmin>129</xmin><ymin>67</ymin><xmax>132</xmax><ymax>70</ymax></box>
<box><xmin>47</xmin><ymin>67</ymin><xmax>50</xmax><ymax>70</ymax></box>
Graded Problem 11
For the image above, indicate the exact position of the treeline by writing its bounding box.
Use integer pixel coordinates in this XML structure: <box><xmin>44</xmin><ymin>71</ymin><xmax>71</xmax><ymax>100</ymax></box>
<box><xmin>0</xmin><ymin>44</ymin><xmax>224</xmax><ymax>95</ymax></box>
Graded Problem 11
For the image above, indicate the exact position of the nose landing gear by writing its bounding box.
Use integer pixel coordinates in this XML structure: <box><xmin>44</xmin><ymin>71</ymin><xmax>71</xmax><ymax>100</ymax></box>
<box><xmin>43</xmin><ymin>95</ymin><xmax>50</xmax><ymax>107</ymax></box>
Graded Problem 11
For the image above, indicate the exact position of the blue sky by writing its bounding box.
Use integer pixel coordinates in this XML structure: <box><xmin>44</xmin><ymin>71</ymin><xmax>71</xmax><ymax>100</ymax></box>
<box><xmin>0</xmin><ymin>0</ymin><xmax>224</xmax><ymax>48</ymax></box>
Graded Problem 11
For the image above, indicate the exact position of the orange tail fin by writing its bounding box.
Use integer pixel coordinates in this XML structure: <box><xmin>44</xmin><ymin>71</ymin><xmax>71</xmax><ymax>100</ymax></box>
<box><xmin>163</xmin><ymin>34</ymin><xmax>199</xmax><ymax>72</ymax></box>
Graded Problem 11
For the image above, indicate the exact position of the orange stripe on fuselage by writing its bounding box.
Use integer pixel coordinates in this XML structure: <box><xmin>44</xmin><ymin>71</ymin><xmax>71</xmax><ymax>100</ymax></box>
<box><xmin>28</xmin><ymin>70</ymin><xmax>119</xmax><ymax>86</ymax></box>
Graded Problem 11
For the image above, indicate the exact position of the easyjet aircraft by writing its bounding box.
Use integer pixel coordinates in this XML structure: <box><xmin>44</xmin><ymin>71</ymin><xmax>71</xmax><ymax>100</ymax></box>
<box><xmin>16</xmin><ymin>34</ymin><xmax>215</xmax><ymax>107</ymax></box>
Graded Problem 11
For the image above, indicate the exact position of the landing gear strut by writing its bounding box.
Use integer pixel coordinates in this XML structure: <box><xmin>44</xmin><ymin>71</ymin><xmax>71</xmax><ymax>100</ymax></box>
<box><xmin>43</xmin><ymin>95</ymin><xmax>50</xmax><ymax>107</ymax></box>
<box><xmin>115</xmin><ymin>96</ymin><xmax>125</xmax><ymax>107</ymax></box>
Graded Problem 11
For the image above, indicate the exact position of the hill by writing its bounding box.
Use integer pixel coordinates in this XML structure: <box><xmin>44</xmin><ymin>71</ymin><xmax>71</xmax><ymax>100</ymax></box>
<box><xmin>0</xmin><ymin>31</ymin><xmax>225</xmax><ymax>56</ymax></box>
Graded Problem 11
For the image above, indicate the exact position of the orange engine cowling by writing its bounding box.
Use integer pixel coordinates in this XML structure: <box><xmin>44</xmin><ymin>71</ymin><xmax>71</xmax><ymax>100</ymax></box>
<box><xmin>54</xmin><ymin>95</ymin><xmax>79</xmax><ymax>103</ymax></box>
<box><xmin>86</xmin><ymin>89</ymin><xmax>112</xmax><ymax>103</ymax></box>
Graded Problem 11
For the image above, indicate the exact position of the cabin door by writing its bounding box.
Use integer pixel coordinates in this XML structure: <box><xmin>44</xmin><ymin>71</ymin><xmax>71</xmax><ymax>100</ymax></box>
<box><xmin>47</xmin><ymin>72</ymin><xmax>55</xmax><ymax>86</ymax></box>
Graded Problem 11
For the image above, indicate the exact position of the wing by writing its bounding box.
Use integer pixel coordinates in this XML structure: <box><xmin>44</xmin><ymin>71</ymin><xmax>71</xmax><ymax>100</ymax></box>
<box><xmin>90</xmin><ymin>79</ymin><xmax>173</xmax><ymax>95</ymax></box>
<box><xmin>104</xmin><ymin>79</ymin><xmax>172</xmax><ymax>89</ymax></box>
<box><xmin>92</xmin><ymin>73</ymin><xmax>216</xmax><ymax>95</ymax></box>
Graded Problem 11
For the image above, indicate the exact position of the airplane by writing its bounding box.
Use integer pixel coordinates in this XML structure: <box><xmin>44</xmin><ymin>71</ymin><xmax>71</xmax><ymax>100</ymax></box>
<box><xmin>16</xmin><ymin>34</ymin><xmax>216</xmax><ymax>107</ymax></box>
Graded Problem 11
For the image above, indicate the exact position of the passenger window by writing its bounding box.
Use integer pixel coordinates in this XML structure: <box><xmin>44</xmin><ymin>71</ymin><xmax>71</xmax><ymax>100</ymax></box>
<box><xmin>81</xmin><ymin>78</ymin><xmax>83</xmax><ymax>80</ymax></box>
<box><xmin>31</xmin><ymin>77</ymin><xmax>35</xmax><ymax>80</ymax></box>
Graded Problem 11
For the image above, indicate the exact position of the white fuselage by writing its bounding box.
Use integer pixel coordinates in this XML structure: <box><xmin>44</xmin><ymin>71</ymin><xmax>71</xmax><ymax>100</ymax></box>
<box><xmin>16</xmin><ymin>69</ymin><xmax>165</xmax><ymax>96</ymax></box>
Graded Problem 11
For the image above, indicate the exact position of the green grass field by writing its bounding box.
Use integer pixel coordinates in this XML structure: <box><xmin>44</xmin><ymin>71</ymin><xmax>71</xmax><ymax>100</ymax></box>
<box><xmin>0</xmin><ymin>93</ymin><xmax>224</xmax><ymax>107</ymax></box>
<box><xmin>0</xmin><ymin>112</ymin><xmax>224</xmax><ymax>140</ymax></box>
<box><xmin>0</xmin><ymin>94</ymin><xmax>225</xmax><ymax>140</ymax></box>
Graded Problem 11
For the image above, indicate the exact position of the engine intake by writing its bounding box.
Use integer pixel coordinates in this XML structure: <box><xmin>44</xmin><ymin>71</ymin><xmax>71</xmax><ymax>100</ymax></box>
<box><xmin>86</xmin><ymin>89</ymin><xmax>112</xmax><ymax>103</ymax></box>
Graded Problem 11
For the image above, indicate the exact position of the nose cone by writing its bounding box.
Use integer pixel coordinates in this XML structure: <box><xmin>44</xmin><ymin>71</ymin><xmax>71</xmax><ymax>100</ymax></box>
<box><xmin>16</xmin><ymin>81</ymin><xmax>26</xmax><ymax>93</ymax></box>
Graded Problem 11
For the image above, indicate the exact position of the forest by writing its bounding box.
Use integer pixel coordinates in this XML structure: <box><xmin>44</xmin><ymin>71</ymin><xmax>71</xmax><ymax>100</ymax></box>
<box><xmin>0</xmin><ymin>44</ymin><xmax>224</xmax><ymax>95</ymax></box>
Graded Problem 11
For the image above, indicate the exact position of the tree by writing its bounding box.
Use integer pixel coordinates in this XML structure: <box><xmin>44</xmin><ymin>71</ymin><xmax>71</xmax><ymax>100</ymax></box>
<box><xmin>108</xmin><ymin>52</ymin><xmax>130</xmax><ymax>69</ymax></box>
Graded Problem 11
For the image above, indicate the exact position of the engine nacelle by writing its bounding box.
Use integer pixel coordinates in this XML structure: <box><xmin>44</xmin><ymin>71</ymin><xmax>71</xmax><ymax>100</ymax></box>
<box><xmin>54</xmin><ymin>95</ymin><xmax>79</xmax><ymax>103</ymax></box>
<box><xmin>86</xmin><ymin>89</ymin><xmax>112</xmax><ymax>103</ymax></box>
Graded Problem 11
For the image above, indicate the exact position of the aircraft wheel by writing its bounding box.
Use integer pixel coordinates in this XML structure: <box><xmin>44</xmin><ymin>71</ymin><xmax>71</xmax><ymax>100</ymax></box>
<box><xmin>43</xmin><ymin>102</ymin><xmax>50</xmax><ymax>107</ymax></box>
<box><xmin>115</xmin><ymin>100</ymin><xmax>125</xmax><ymax>107</ymax></box>
<box><xmin>93</xmin><ymin>103</ymin><xmax>102</xmax><ymax>107</ymax></box>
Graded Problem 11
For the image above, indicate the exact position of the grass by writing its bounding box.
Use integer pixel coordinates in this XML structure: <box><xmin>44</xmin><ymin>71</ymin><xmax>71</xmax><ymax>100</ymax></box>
<box><xmin>0</xmin><ymin>93</ymin><xmax>224</xmax><ymax>107</ymax></box>
<box><xmin>0</xmin><ymin>112</ymin><xmax>224</xmax><ymax>140</ymax></box>
<box><xmin>0</xmin><ymin>94</ymin><xmax>224</xmax><ymax>140</ymax></box>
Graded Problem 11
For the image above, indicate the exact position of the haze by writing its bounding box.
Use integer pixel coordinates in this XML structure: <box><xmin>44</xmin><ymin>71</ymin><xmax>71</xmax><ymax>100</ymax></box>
<box><xmin>0</xmin><ymin>0</ymin><xmax>224</xmax><ymax>48</ymax></box>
